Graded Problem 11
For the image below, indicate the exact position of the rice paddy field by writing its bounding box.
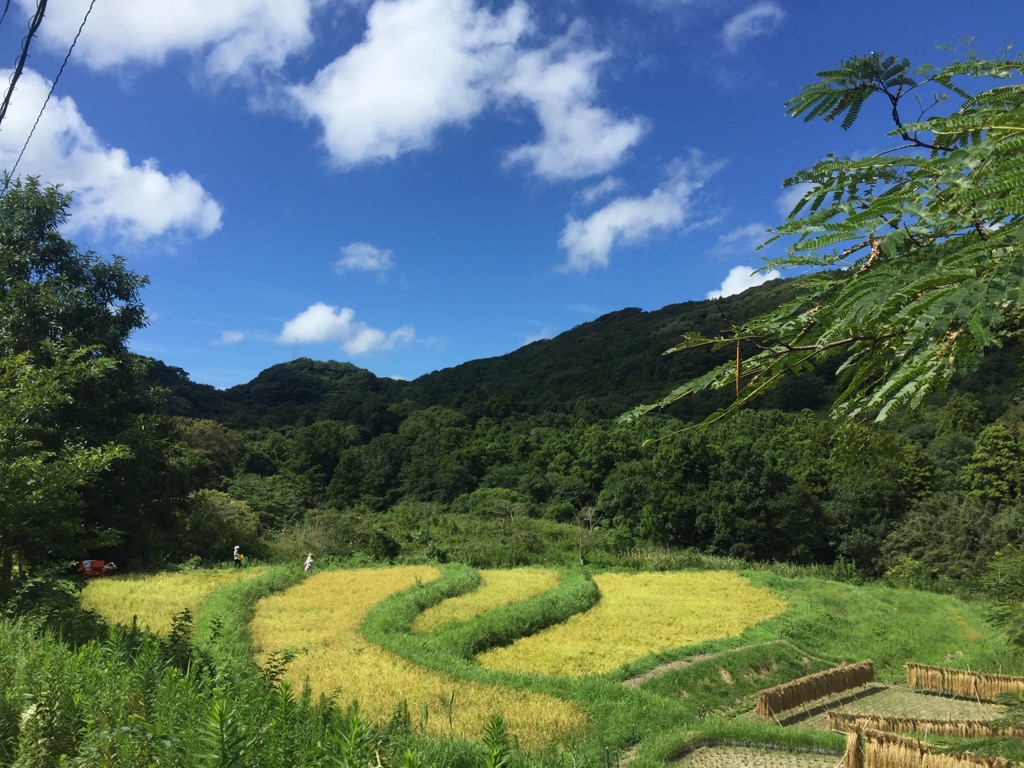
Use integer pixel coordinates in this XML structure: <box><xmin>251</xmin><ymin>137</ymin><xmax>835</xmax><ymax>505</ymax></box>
<box><xmin>411</xmin><ymin>567</ymin><xmax>560</xmax><ymax>634</ymax></box>
<box><xmin>476</xmin><ymin>571</ymin><xmax>788</xmax><ymax>677</ymax></box>
<box><xmin>81</xmin><ymin>567</ymin><xmax>264</xmax><ymax>634</ymax></box>
<box><xmin>77</xmin><ymin>563</ymin><xmax>1024</xmax><ymax>766</ymax></box>
<box><xmin>249</xmin><ymin>567</ymin><xmax>589</xmax><ymax>750</ymax></box>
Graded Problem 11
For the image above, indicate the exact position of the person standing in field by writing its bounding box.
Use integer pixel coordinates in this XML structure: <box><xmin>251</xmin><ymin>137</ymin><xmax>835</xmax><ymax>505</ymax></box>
<box><xmin>304</xmin><ymin>553</ymin><xmax>314</xmax><ymax>573</ymax></box>
<box><xmin>233</xmin><ymin>545</ymin><xmax>241</xmax><ymax>568</ymax></box>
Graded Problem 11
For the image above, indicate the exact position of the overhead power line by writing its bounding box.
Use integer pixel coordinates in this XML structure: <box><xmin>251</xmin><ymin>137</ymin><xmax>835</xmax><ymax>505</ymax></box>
<box><xmin>0</xmin><ymin>0</ymin><xmax>47</xmax><ymax>131</ymax></box>
<box><xmin>0</xmin><ymin>2</ymin><xmax>13</xmax><ymax>35</ymax></box>
<box><xmin>8</xmin><ymin>0</ymin><xmax>98</xmax><ymax>180</ymax></box>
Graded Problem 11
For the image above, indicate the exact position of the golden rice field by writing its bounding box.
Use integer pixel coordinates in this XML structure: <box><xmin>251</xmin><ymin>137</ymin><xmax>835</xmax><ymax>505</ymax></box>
<box><xmin>82</xmin><ymin>568</ymin><xmax>263</xmax><ymax>635</ymax></box>
<box><xmin>411</xmin><ymin>568</ymin><xmax>560</xmax><ymax>634</ymax></box>
<box><xmin>249</xmin><ymin>567</ymin><xmax>588</xmax><ymax>750</ymax></box>
<box><xmin>476</xmin><ymin>571</ymin><xmax>787</xmax><ymax>678</ymax></box>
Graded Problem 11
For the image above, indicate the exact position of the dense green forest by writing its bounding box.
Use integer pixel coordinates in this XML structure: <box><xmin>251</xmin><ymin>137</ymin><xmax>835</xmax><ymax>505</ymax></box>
<box><xmin>132</xmin><ymin>277</ymin><xmax>1024</xmax><ymax>591</ymax></box>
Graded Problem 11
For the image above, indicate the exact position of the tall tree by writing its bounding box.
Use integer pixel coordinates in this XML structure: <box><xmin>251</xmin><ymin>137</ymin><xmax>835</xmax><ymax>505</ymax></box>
<box><xmin>631</xmin><ymin>49</ymin><xmax>1024</xmax><ymax>424</ymax></box>
<box><xmin>0</xmin><ymin>177</ymin><xmax>182</xmax><ymax>597</ymax></box>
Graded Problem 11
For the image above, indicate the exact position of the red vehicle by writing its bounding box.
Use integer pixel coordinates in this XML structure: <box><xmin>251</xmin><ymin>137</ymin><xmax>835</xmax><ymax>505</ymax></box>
<box><xmin>76</xmin><ymin>559</ymin><xmax>117</xmax><ymax>577</ymax></box>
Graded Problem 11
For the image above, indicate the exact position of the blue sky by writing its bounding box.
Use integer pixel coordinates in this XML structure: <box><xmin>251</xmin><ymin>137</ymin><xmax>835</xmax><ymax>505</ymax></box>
<box><xmin>0</xmin><ymin>0</ymin><xmax>1018</xmax><ymax>388</ymax></box>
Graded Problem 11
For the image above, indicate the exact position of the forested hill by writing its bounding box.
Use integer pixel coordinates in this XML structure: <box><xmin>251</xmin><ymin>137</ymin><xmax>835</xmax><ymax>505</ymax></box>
<box><xmin>152</xmin><ymin>276</ymin><xmax>832</xmax><ymax>429</ymax></box>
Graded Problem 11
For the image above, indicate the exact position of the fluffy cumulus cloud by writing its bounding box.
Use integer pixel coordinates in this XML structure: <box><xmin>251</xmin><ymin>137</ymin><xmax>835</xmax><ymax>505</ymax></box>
<box><xmin>0</xmin><ymin>69</ymin><xmax>222</xmax><ymax>241</ymax></box>
<box><xmin>706</xmin><ymin>264</ymin><xmax>781</xmax><ymax>299</ymax></box>
<box><xmin>334</xmin><ymin>242</ymin><xmax>395</xmax><ymax>274</ymax></box>
<box><xmin>721</xmin><ymin>1</ymin><xmax>785</xmax><ymax>53</ymax></box>
<box><xmin>290</xmin><ymin>0</ymin><xmax>529</xmax><ymax>167</ymax></box>
<box><xmin>289</xmin><ymin>0</ymin><xmax>641</xmax><ymax>177</ymax></box>
<box><xmin>25</xmin><ymin>0</ymin><xmax>317</xmax><ymax>78</ymax></box>
<box><xmin>558</xmin><ymin>151</ymin><xmax>725</xmax><ymax>272</ymax></box>
<box><xmin>501</xmin><ymin>39</ymin><xmax>646</xmax><ymax>180</ymax></box>
<box><xmin>34</xmin><ymin>0</ymin><xmax>649</xmax><ymax>180</ymax></box>
<box><xmin>277</xmin><ymin>302</ymin><xmax>415</xmax><ymax>354</ymax></box>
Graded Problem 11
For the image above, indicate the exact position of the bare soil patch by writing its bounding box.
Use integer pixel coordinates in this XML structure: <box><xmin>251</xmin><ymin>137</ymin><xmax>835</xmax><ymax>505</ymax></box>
<box><xmin>672</xmin><ymin>684</ymin><xmax>1005</xmax><ymax>767</ymax></box>
<box><xmin>677</xmin><ymin>745</ymin><xmax>840</xmax><ymax>768</ymax></box>
<box><xmin>768</xmin><ymin>684</ymin><xmax>1004</xmax><ymax>729</ymax></box>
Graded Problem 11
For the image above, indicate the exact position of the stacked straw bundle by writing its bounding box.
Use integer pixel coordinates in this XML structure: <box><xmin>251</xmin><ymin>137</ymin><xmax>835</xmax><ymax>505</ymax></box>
<box><xmin>829</xmin><ymin>713</ymin><xmax>1024</xmax><ymax>739</ymax></box>
<box><xmin>906</xmin><ymin>664</ymin><xmax>1024</xmax><ymax>701</ymax></box>
<box><xmin>756</xmin><ymin>660</ymin><xmax>874</xmax><ymax>717</ymax></box>
<box><xmin>845</xmin><ymin>728</ymin><xmax>1012</xmax><ymax>768</ymax></box>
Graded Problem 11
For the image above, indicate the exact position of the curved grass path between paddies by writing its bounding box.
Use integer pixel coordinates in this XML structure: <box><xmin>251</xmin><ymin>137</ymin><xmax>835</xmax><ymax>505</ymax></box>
<box><xmin>82</xmin><ymin>568</ymin><xmax>264</xmax><ymax>635</ymax></box>
<box><xmin>250</xmin><ymin>566</ymin><xmax>589</xmax><ymax>751</ymax></box>
<box><xmin>476</xmin><ymin>571</ymin><xmax>787</xmax><ymax>678</ymax></box>
<box><xmin>411</xmin><ymin>567</ymin><xmax>561</xmax><ymax>634</ymax></box>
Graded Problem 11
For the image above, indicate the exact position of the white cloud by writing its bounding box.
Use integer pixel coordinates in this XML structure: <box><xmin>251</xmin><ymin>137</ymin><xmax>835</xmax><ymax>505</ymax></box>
<box><xmin>277</xmin><ymin>302</ymin><xmax>414</xmax><ymax>354</ymax></box>
<box><xmin>0</xmin><ymin>69</ymin><xmax>222</xmax><ymax>241</ymax></box>
<box><xmin>289</xmin><ymin>0</ymin><xmax>640</xmax><ymax>177</ymax></box>
<box><xmin>721</xmin><ymin>1</ymin><xmax>785</xmax><ymax>53</ymax></box>
<box><xmin>706</xmin><ymin>264</ymin><xmax>781</xmax><ymax>299</ymax></box>
<box><xmin>579</xmin><ymin>177</ymin><xmax>624</xmax><ymax>204</ymax></box>
<box><xmin>290</xmin><ymin>0</ymin><xmax>529</xmax><ymax>167</ymax></box>
<box><xmin>25</xmin><ymin>0</ymin><xmax>318</xmax><ymax>78</ymax></box>
<box><xmin>214</xmin><ymin>330</ymin><xmax>246</xmax><ymax>346</ymax></box>
<box><xmin>558</xmin><ymin>151</ymin><xmax>725</xmax><ymax>272</ymax></box>
<box><xmin>501</xmin><ymin>36</ymin><xmax>646</xmax><ymax>180</ymax></box>
<box><xmin>334</xmin><ymin>242</ymin><xmax>395</xmax><ymax>274</ymax></box>
<box><xmin>711</xmin><ymin>222</ymin><xmax>768</xmax><ymax>256</ymax></box>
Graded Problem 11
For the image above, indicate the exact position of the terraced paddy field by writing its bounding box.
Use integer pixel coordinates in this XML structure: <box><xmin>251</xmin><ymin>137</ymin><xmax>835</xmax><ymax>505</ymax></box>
<box><xmin>476</xmin><ymin>571</ymin><xmax>787</xmax><ymax>677</ymax></box>
<box><xmin>250</xmin><ymin>567</ymin><xmax>589</xmax><ymax>750</ymax></box>
<box><xmin>676</xmin><ymin>745</ymin><xmax>839</xmax><ymax>768</ymax></box>
<box><xmin>776</xmin><ymin>684</ymin><xmax>1004</xmax><ymax>729</ymax></box>
<box><xmin>82</xmin><ymin>567</ymin><xmax>264</xmax><ymax>634</ymax></box>
<box><xmin>411</xmin><ymin>567</ymin><xmax>560</xmax><ymax>633</ymax></box>
<box><xmin>77</xmin><ymin>564</ymin><xmax>1024</xmax><ymax>766</ymax></box>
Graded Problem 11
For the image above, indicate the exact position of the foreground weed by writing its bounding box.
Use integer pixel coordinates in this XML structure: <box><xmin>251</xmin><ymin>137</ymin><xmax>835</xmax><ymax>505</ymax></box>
<box><xmin>412</xmin><ymin>568</ymin><xmax>560</xmax><ymax>634</ymax></box>
<box><xmin>83</xmin><ymin>569</ymin><xmax>263</xmax><ymax>635</ymax></box>
<box><xmin>477</xmin><ymin>571</ymin><xmax>786</xmax><ymax>677</ymax></box>
<box><xmin>251</xmin><ymin>567</ymin><xmax>588</xmax><ymax>751</ymax></box>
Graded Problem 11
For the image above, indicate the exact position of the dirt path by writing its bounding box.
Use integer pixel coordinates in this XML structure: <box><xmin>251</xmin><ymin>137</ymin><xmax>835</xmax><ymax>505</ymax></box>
<box><xmin>621</xmin><ymin>639</ymin><xmax>836</xmax><ymax>688</ymax></box>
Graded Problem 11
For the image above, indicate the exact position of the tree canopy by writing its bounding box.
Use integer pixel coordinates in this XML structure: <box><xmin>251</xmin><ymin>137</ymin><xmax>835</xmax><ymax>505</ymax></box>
<box><xmin>631</xmin><ymin>48</ymin><xmax>1024</xmax><ymax>424</ymax></box>
<box><xmin>0</xmin><ymin>178</ymin><xmax>183</xmax><ymax>600</ymax></box>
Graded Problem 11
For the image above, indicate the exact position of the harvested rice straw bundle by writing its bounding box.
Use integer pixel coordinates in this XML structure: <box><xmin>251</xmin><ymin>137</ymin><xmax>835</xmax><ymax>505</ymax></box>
<box><xmin>850</xmin><ymin>729</ymin><xmax>1013</xmax><ymax>768</ymax></box>
<box><xmin>906</xmin><ymin>664</ymin><xmax>1024</xmax><ymax>701</ymax></box>
<box><xmin>845</xmin><ymin>729</ymin><xmax>862</xmax><ymax>768</ymax></box>
<box><xmin>828</xmin><ymin>713</ymin><xmax>1024</xmax><ymax>739</ymax></box>
<box><xmin>756</xmin><ymin>660</ymin><xmax>874</xmax><ymax>717</ymax></box>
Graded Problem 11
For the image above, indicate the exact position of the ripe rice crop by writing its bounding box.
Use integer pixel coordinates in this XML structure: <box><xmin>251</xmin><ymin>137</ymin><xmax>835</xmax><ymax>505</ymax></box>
<box><xmin>411</xmin><ymin>568</ymin><xmax>560</xmax><ymax>634</ymax></box>
<box><xmin>82</xmin><ymin>568</ymin><xmax>263</xmax><ymax>635</ymax></box>
<box><xmin>476</xmin><ymin>571</ymin><xmax>786</xmax><ymax>677</ymax></box>
<box><xmin>250</xmin><ymin>567</ymin><xmax>588</xmax><ymax>750</ymax></box>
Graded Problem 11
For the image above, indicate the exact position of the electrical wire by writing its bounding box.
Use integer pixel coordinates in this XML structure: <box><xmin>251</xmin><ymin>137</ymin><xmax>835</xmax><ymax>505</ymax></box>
<box><xmin>0</xmin><ymin>2</ymin><xmax>13</xmax><ymax>35</ymax></box>
<box><xmin>0</xmin><ymin>0</ymin><xmax>47</xmax><ymax>131</ymax></box>
<box><xmin>7</xmin><ymin>0</ymin><xmax>97</xmax><ymax>181</ymax></box>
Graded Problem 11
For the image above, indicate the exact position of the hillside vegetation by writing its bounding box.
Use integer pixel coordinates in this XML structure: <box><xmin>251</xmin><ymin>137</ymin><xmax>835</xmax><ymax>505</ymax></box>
<box><xmin>129</xmin><ymin>282</ymin><xmax>1024</xmax><ymax>595</ymax></box>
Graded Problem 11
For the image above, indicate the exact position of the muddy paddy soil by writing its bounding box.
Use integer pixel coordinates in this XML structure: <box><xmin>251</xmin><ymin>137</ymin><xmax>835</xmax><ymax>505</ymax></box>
<box><xmin>674</xmin><ymin>685</ymin><xmax>1005</xmax><ymax>768</ymax></box>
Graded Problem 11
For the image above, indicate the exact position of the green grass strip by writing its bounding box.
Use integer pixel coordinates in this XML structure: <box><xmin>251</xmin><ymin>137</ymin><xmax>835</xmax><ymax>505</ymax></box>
<box><xmin>193</xmin><ymin>564</ymin><xmax>305</xmax><ymax>677</ymax></box>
